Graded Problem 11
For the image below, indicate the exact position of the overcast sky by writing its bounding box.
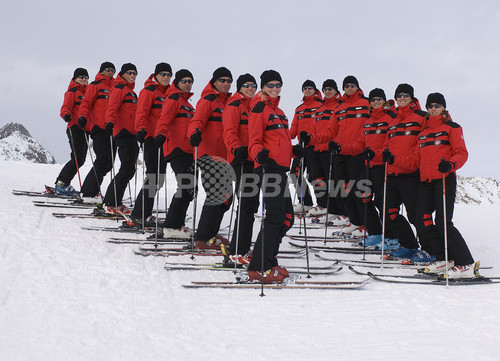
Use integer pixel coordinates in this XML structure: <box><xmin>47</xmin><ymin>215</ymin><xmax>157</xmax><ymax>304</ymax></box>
<box><xmin>2</xmin><ymin>0</ymin><xmax>499</xmax><ymax>179</ymax></box>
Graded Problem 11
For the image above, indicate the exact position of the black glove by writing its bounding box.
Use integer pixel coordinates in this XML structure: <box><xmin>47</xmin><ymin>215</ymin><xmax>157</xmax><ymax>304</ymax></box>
<box><xmin>293</xmin><ymin>144</ymin><xmax>305</xmax><ymax>158</ymax></box>
<box><xmin>299</xmin><ymin>131</ymin><xmax>311</xmax><ymax>147</ymax></box>
<box><xmin>256</xmin><ymin>148</ymin><xmax>270</xmax><ymax>166</ymax></box>
<box><xmin>78</xmin><ymin>116</ymin><xmax>86</xmax><ymax>129</ymax></box>
<box><xmin>363</xmin><ymin>147</ymin><xmax>375</xmax><ymax>161</ymax></box>
<box><xmin>382</xmin><ymin>149</ymin><xmax>394</xmax><ymax>165</ymax></box>
<box><xmin>155</xmin><ymin>133</ymin><xmax>166</xmax><ymax>148</ymax></box>
<box><xmin>438</xmin><ymin>159</ymin><xmax>453</xmax><ymax>173</ymax></box>
<box><xmin>63</xmin><ymin>114</ymin><xmax>71</xmax><ymax>123</ymax></box>
<box><xmin>234</xmin><ymin>146</ymin><xmax>248</xmax><ymax>162</ymax></box>
<box><xmin>190</xmin><ymin>129</ymin><xmax>202</xmax><ymax>147</ymax></box>
<box><xmin>105</xmin><ymin>122</ymin><xmax>114</xmax><ymax>136</ymax></box>
<box><xmin>329</xmin><ymin>141</ymin><xmax>341</xmax><ymax>154</ymax></box>
<box><xmin>136</xmin><ymin>129</ymin><xmax>147</xmax><ymax>144</ymax></box>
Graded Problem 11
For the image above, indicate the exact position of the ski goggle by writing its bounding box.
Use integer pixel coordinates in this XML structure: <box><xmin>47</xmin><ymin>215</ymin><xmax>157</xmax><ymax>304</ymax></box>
<box><xmin>344</xmin><ymin>83</ymin><xmax>357</xmax><ymax>89</ymax></box>
<box><xmin>370</xmin><ymin>97</ymin><xmax>384</xmax><ymax>102</ymax></box>
<box><xmin>396</xmin><ymin>93</ymin><xmax>411</xmax><ymax>98</ymax></box>
<box><xmin>323</xmin><ymin>87</ymin><xmax>335</xmax><ymax>92</ymax></box>
<box><xmin>242</xmin><ymin>83</ymin><xmax>257</xmax><ymax>89</ymax></box>
<box><xmin>265</xmin><ymin>83</ymin><xmax>282</xmax><ymax>89</ymax></box>
<box><xmin>217</xmin><ymin>78</ymin><xmax>233</xmax><ymax>83</ymax></box>
<box><xmin>103</xmin><ymin>68</ymin><xmax>115</xmax><ymax>73</ymax></box>
<box><xmin>77</xmin><ymin>75</ymin><xmax>89</xmax><ymax>79</ymax></box>
<box><xmin>178</xmin><ymin>79</ymin><xmax>193</xmax><ymax>84</ymax></box>
<box><xmin>125</xmin><ymin>71</ymin><xmax>137</xmax><ymax>76</ymax></box>
<box><xmin>158</xmin><ymin>72</ymin><xmax>172</xmax><ymax>77</ymax></box>
<box><xmin>302</xmin><ymin>86</ymin><xmax>314</xmax><ymax>91</ymax></box>
<box><xmin>427</xmin><ymin>103</ymin><xmax>444</xmax><ymax>109</ymax></box>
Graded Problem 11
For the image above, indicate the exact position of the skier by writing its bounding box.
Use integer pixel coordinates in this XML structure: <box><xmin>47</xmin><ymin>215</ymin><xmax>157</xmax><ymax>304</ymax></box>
<box><xmin>155</xmin><ymin>69</ymin><xmax>196</xmax><ymax>238</ymax></box>
<box><xmin>55</xmin><ymin>67</ymin><xmax>89</xmax><ymax>195</ymax></box>
<box><xmin>392</xmin><ymin>93</ymin><xmax>477</xmax><ymax>278</ymax></box>
<box><xmin>380</xmin><ymin>83</ymin><xmax>431</xmax><ymax>263</ymax></box>
<box><xmin>186</xmin><ymin>67</ymin><xmax>234</xmax><ymax>250</ymax></box>
<box><xmin>247</xmin><ymin>69</ymin><xmax>302</xmax><ymax>283</ymax></box>
<box><xmin>102</xmin><ymin>63</ymin><xmax>139</xmax><ymax>215</ymax></box>
<box><xmin>78</xmin><ymin>62</ymin><xmax>116</xmax><ymax>200</ymax></box>
<box><xmin>289</xmin><ymin>80</ymin><xmax>324</xmax><ymax>214</ymax></box>
<box><xmin>222</xmin><ymin>73</ymin><xmax>259</xmax><ymax>264</ymax></box>
<box><xmin>328</xmin><ymin>76</ymin><xmax>377</xmax><ymax>238</ymax></box>
<box><xmin>126</xmin><ymin>62</ymin><xmax>172</xmax><ymax>227</ymax></box>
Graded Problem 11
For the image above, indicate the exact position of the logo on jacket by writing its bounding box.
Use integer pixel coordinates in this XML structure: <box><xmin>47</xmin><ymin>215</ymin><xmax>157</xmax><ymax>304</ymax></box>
<box><xmin>356</xmin><ymin>113</ymin><xmax>362</xmax><ymax>118</ymax></box>
<box><xmin>405</xmin><ymin>130</ymin><xmax>411</xmax><ymax>136</ymax></box>
<box><xmin>376</xmin><ymin>129</ymin><xmax>381</xmax><ymax>134</ymax></box>
<box><xmin>434</xmin><ymin>139</ymin><xmax>441</xmax><ymax>145</ymax></box>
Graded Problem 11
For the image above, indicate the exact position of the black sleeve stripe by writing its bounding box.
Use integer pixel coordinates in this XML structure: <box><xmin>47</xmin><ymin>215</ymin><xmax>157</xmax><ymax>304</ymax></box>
<box><xmin>415</xmin><ymin>110</ymin><xmax>427</xmax><ymax>117</ymax></box>
<box><xmin>252</xmin><ymin>101</ymin><xmax>265</xmax><ymax>113</ymax></box>
<box><xmin>387</xmin><ymin>110</ymin><xmax>397</xmax><ymax>119</ymax></box>
<box><xmin>90</xmin><ymin>80</ymin><xmax>102</xmax><ymax>85</ymax></box>
<box><xmin>145</xmin><ymin>85</ymin><xmax>157</xmax><ymax>92</ymax></box>
<box><xmin>448</xmin><ymin>121</ymin><xmax>461</xmax><ymax>128</ymax></box>
<box><xmin>168</xmin><ymin>93</ymin><xmax>180</xmax><ymax>100</ymax></box>
<box><xmin>228</xmin><ymin>100</ymin><xmax>242</xmax><ymax>107</ymax></box>
<box><xmin>68</xmin><ymin>87</ymin><xmax>78</xmax><ymax>93</ymax></box>
<box><xmin>115</xmin><ymin>83</ymin><xmax>125</xmax><ymax>89</ymax></box>
<box><xmin>203</xmin><ymin>94</ymin><xmax>217</xmax><ymax>102</ymax></box>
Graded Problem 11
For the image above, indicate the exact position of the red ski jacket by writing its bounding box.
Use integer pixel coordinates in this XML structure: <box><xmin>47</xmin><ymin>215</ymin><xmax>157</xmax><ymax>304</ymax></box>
<box><xmin>187</xmin><ymin>82</ymin><xmax>231</xmax><ymax>160</ymax></box>
<box><xmin>248</xmin><ymin>91</ymin><xmax>293</xmax><ymax>169</ymax></box>
<box><xmin>312</xmin><ymin>93</ymin><xmax>341</xmax><ymax>151</ymax></box>
<box><xmin>155</xmin><ymin>85</ymin><xmax>195</xmax><ymax>157</ymax></box>
<box><xmin>60</xmin><ymin>79</ymin><xmax>86</xmax><ymax>129</ymax></box>
<box><xmin>222</xmin><ymin>92</ymin><xmax>252</xmax><ymax>163</ymax></box>
<box><xmin>383</xmin><ymin>99</ymin><xmax>427</xmax><ymax>175</ymax></box>
<box><xmin>334</xmin><ymin>90</ymin><xmax>370</xmax><ymax>156</ymax></box>
<box><xmin>341</xmin><ymin>100</ymin><xmax>398</xmax><ymax>166</ymax></box>
<box><xmin>105</xmin><ymin>75</ymin><xmax>138</xmax><ymax>138</ymax></box>
<box><xmin>78</xmin><ymin>73</ymin><xmax>114</xmax><ymax>132</ymax></box>
<box><xmin>135</xmin><ymin>74</ymin><xmax>169</xmax><ymax>139</ymax></box>
<box><xmin>395</xmin><ymin>113</ymin><xmax>468</xmax><ymax>182</ymax></box>
<box><xmin>289</xmin><ymin>90</ymin><xmax>324</xmax><ymax>143</ymax></box>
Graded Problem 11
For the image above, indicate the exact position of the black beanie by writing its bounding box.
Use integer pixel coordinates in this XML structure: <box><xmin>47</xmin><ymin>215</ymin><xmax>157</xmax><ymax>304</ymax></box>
<box><xmin>174</xmin><ymin>69</ymin><xmax>194</xmax><ymax>86</ymax></box>
<box><xmin>211</xmin><ymin>67</ymin><xmax>233</xmax><ymax>85</ymax></box>
<box><xmin>394</xmin><ymin>83</ymin><xmax>414</xmax><ymax>98</ymax></box>
<box><xmin>426</xmin><ymin>92</ymin><xmax>446</xmax><ymax>109</ymax></box>
<box><xmin>369</xmin><ymin>88</ymin><xmax>387</xmax><ymax>101</ymax></box>
<box><xmin>72</xmin><ymin>68</ymin><xmax>89</xmax><ymax>81</ymax></box>
<box><xmin>236</xmin><ymin>73</ymin><xmax>257</xmax><ymax>91</ymax></box>
<box><xmin>119</xmin><ymin>63</ymin><xmax>137</xmax><ymax>76</ymax></box>
<box><xmin>155</xmin><ymin>62</ymin><xmax>172</xmax><ymax>76</ymax></box>
<box><xmin>99</xmin><ymin>62</ymin><xmax>115</xmax><ymax>73</ymax></box>
<box><xmin>260</xmin><ymin>70</ymin><xmax>283</xmax><ymax>89</ymax></box>
<box><xmin>342</xmin><ymin>75</ymin><xmax>359</xmax><ymax>89</ymax></box>
<box><xmin>322</xmin><ymin>79</ymin><xmax>338</xmax><ymax>91</ymax></box>
<box><xmin>302</xmin><ymin>79</ymin><xmax>317</xmax><ymax>90</ymax></box>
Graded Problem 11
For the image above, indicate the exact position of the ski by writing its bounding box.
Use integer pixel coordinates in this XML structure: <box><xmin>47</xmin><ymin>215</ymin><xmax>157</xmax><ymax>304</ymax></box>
<box><xmin>367</xmin><ymin>272</ymin><xmax>500</xmax><ymax>285</ymax></box>
<box><xmin>107</xmin><ymin>236</ymin><xmax>190</xmax><ymax>245</ymax></box>
<box><xmin>12</xmin><ymin>188</ymin><xmax>76</xmax><ymax>199</ymax></box>
<box><xmin>33</xmin><ymin>200</ymin><xmax>100</xmax><ymax>209</ymax></box>
<box><xmin>314</xmin><ymin>253</ymin><xmax>429</xmax><ymax>268</ymax></box>
<box><xmin>53</xmin><ymin>212</ymin><xmax>126</xmax><ymax>220</ymax></box>
<box><xmin>287</xmin><ymin>234</ymin><xmax>359</xmax><ymax>243</ymax></box>
<box><xmin>288</xmin><ymin>240</ymin><xmax>381</xmax><ymax>255</ymax></box>
<box><xmin>82</xmin><ymin>225</ymin><xmax>156</xmax><ymax>233</ymax></box>
<box><xmin>165</xmin><ymin>263</ymin><xmax>343</xmax><ymax>274</ymax></box>
<box><xmin>183</xmin><ymin>278</ymin><xmax>370</xmax><ymax>289</ymax></box>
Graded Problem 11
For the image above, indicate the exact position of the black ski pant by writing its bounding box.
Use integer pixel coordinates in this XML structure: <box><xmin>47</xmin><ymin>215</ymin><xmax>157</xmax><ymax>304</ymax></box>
<box><xmin>416</xmin><ymin>173</ymin><xmax>474</xmax><ymax>265</ymax></box>
<box><xmin>103</xmin><ymin>134</ymin><xmax>139</xmax><ymax>206</ymax></box>
<box><xmin>195</xmin><ymin>155</ymin><xmax>233</xmax><ymax>241</ymax></box>
<box><xmin>334</xmin><ymin>154</ymin><xmax>381</xmax><ymax>234</ymax></box>
<box><xmin>228</xmin><ymin>159</ymin><xmax>260</xmax><ymax>256</ymax></box>
<box><xmin>315</xmin><ymin>150</ymin><xmax>346</xmax><ymax>215</ymax></box>
<box><xmin>369</xmin><ymin>165</ymin><xmax>396</xmax><ymax>239</ymax></box>
<box><xmin>162</xmin><ymin>151</ymin><xmax>194</xmax><ymax>229</ymax></box>
<box><xmin>290</xmin><ymin>156</ymin><xmax>313</xmax><ymax>207</ymax></box>
<box><xmin>248</xmin><ymin>167</ymin><xmax>294</xmax><ymax>272</ymax></box>
<box><xmin>385</xmin><ymin>172</ymin><xmax>420</xmax><ymax>249</ymax></box>
<box><xmin>131</xmin><ymin>138</ymin><xmax>167</xmax><ymax>219</ymax></box>
<box><xmin>56</xmin><ymin>125</ymin><xmax>87</xmax><ymax>187</ymax></box>
<box><xmin>80</xmin><ymin>130</ymin><xmax>115</xmax><ymax>197</ymax></box>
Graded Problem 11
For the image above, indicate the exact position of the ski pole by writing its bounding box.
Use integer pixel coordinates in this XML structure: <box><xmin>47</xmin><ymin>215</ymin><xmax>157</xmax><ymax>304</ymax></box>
<box><xmin>68</xmin><ymin>125</ymin><xmax>83</xmax><ymax>189</ymax></box>
<box><xmin>233</xmin><ymin>164</ymin><xmax>245</xmax><ymax>273</ymax></box>
<box><xmin>442</xmin><ymin>163</ymin><xmax>449</xmax><ymax>287</ymax></box>
<box><xmin>109</xmin><ymin>135</ymin><xmax>118</xmax><ymax>221</ymax></box>
<box><xmin>154</xmin><ymin>146</ymin><xmax>162</xmax><ymax>249</ymax></box>
<box><xmin>83</xmin><ymin>131</ymin><xmax>104</xmax><ymax>204</ymax></box>
<box><xmin>141</xmin><ymin>142</ymin><xmax>145</xmax><ymax>233</ymax></box>
<box><xmin>260</xmin><ymin>166</ymin><xmax>266</xmax><ymax>297</ymax></box>
<box><xmin>300</xmin><ymin>144</ymin><xmax>311</xmax><ymax>278</ymax></box>
<box><xmin>362</xmin><ymin>148</ymin><xmax>371</xmax><ymax>260</ymax></box>
<box><xmin>323</xmin><ymin>150</ymin><xmax>334</xmax><ymax>245</ymax></box>
<box><xmin>380</xmin><ymin>153</ymin><xmax>388</xmax><ymax>269</ymax></box>
<box><xmin>191</xmin><ymin>145</ymin><xmax>198</xmax><ymax>250</ymax></box>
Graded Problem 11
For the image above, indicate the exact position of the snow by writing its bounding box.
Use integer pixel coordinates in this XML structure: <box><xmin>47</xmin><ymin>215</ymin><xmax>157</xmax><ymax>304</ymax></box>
<box><xmin>1</xmin><ymin>159</ymin><xmax>500</xmax><ymax>361</ymax></box>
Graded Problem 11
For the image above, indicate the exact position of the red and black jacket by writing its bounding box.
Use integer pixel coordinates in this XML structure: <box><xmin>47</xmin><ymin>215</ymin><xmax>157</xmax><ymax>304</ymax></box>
<box><xmin>105</xmin><ymin>75</ymin><xmax>138</xmax><ymax>138</ymax></box>
<box><xmin>135</xmin><ymin>74</ymin><xmax>169</xmax><ymax>140</ymax></box>
<box><xmin>334</xmin><ymin>89</ymin><xmax>370</xmax><ymax>156</ymax></box>
<box><xmin>155</xmin><ymin>85</ymin><xmax>195</xmax><ymax>158</ymax></box>
<box><xmin>395</xmin><ymin>112</ymin><xmax>468</xmax><ymax>182</ymax></box>
<box><xmin>187</xmin><ymin>82</ymin><xmax>231</xmax><ymax>160</ymax></box>
<box><xmin>383</xmin><ymin>98</ymin><xmax>427</xmax><ymax>175</ymax></box>
<box><xmin>78</xmin><ymin>72</ymin><xmax>114</xmax><ymax>133</ymax></box>
<box><xmin>248</xmin><ymin>91</ymin><xmax>293</xmax><ymax>169</ymax></box>
<box><xmin>312</xmin><ymin>92</ymin><xmax>342</xmax><ymax>151</ymax></box>
<box><xmin>289</xmin><ymin>90</ymin><xmax>324</xmax><ymax>146</ymax></box>
<box><xmin>60</xmin><ymin>79</ymin><xmax>86</xmax><ymax>129</ymax></box>
<box><xmin>222</xmin><ymin>92</ymin><xmax>252</xmax><ymax>164</ymax></box>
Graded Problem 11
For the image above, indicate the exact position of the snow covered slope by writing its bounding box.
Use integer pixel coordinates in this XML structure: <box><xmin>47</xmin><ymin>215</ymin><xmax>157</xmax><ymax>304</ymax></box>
<box><xmin>0</xmin><ymin>122</ymin><xmax>56</xmax><ymax>164</ymax></box>
<box><xmin>456</xmin><ymin>175</ymin><xmax>500</xmax><ymax>205</ymax></box>
<box><xmin>0</xmin><ymin>160</ymin><xmax>499</xmax><ymax>361</ymax></box>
